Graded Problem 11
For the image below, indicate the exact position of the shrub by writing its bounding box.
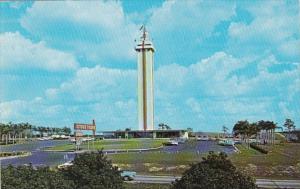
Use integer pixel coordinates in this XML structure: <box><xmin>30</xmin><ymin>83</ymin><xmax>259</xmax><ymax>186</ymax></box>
<box><xmin>62</xmin><ymin>150</ymin><xmax>124</xmax><ymax>189</ymax></box>
<box><xmin>250</xmin><ymin>143</ymin><xmax>268</xmax><ymax>154</ymax></box>
<box><xmin>172</xmin><ymin>152</ymin><xmax>257</xmax><ymax>189</ymax></box>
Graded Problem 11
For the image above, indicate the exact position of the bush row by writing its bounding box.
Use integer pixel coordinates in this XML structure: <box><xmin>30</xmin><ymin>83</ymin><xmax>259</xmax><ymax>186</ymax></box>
<box><xmin>0</xmin><ymin>151</ymin><xmax>25</xmax><ymax>157</ymax></box>
<box><xmin>250</xmin><ymin>143</ymin><xmax>268</xmax><ymax>154</ymax></box>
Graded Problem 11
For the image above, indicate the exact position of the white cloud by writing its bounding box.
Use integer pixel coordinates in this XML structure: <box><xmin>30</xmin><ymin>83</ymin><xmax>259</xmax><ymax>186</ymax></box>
<box><xmin>0</xmin><ymin>98</ymin><xmax>65</xmax><ymax>125</ymax></box>
<box><xmin>0</xmin><ymin>32</ymin><xmax>78</xmax><ymax>71</ymax></box>
<box><xmin>154</xmin><ymin>51</ymin><xmax>300</xmax><ymax>129</ymax></box>
<box><xmin>228</xmin><ymin>1</ymin><xmax>300</xmax><ymax>59</ymax></box>
<box><xmin>1</xmin><ymin>50</ymin><xmax>299</xmax><ymax>130</ymax></box>
<box><xmin>156</xmin><ymin>52</ymin><xmax>251</xmax><ymax>98</ymax></box>
<box><xmin>20</xmin><ymin>1</ymin><xmax>139</xmax><ymax>64</ymax></box>
<box><xmin>21</xmin><ymin>1</ymin><xmax>125</xmax><ymax>31</ymax></box>
<box><xmin>53</xmin><ymin>65</ymin><xmax>136</xmax><ymax>102</ymax></box>
<box><xmin>149</xmin><ymin>1</ymin><xmax>235</xmax><ymax>38</ymax></box>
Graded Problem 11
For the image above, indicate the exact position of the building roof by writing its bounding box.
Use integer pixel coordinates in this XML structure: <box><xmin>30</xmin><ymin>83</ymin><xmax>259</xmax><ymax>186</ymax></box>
<box><xmin>101</xmin><ymin>129</ymin><xmax>187</xmax><ymax>133</ymax></box>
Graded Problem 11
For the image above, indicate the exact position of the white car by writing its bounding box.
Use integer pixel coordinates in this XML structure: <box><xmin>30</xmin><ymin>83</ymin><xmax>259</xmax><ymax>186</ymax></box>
<box><xmin>197</xmin><ymin>136</ymin><xmax>209</xmax><ymax>141</ymax></box>
<box><xmin>164</xmin><ymin>140</ymin><xmax>179</xmax><ymax>146</ymax></box>
<box><xmin>57</xmin><ymin>161</ymin><xmax>73</xmax><ymax>169</ymax></box>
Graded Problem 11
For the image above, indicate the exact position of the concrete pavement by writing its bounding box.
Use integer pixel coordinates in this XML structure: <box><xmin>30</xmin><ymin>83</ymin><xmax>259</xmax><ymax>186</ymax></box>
<box><xmin>130</xmin><ymin>175</ymin><xmax>300</xmax><ymax>188</ymax></box>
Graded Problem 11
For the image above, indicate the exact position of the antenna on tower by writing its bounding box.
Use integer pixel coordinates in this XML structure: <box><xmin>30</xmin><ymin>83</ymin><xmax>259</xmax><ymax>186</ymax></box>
<box><xmin>139</xmin><ymin>25</ymin><xmax>144</xmax><ymax>31</ymax></box>
<box><xmin>139</xmin><ymin>25</ymin><xmax>147</xmax><ymax>40</ymax></box>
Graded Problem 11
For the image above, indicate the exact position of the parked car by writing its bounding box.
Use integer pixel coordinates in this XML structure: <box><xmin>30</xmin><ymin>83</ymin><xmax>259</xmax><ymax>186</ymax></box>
<box><xmin>176</xmin><ymin>137</ymin><xmax>187</xmax><ymax>144</ymax></box>
<box><xmin>218</xmin><ymin>139</ymin><xmax>234</xmax><ymax>146</ymax></box>
<box><xmin>197</xmin><ymin>136</ymin><xmax>209</xmax><ymax>141</ymax></box>
<box><xmin>121</xmin><ymin>170</ymin><xmax>136</xmax><ymax>181</ymax></box>
<box><xmin>234</xmin><ymin>139</ymin><xmax>242</xmax><ymax>144</ymax></box>
<box><xmin>57</xmin><ymin>161</ymin><xmax>73</xmax><ymax>169</ymax></box>
<box><xmin>163</xmin><ymin>140</ymin><xmax>179</xmax><ymax>146</ymax></box>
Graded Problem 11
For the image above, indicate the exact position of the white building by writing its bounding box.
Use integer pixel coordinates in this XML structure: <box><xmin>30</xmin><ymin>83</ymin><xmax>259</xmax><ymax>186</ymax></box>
<box><xmin>135</xmin><ymin>26</ymin><xmax>155</xmax><ymax>131</ymax></box>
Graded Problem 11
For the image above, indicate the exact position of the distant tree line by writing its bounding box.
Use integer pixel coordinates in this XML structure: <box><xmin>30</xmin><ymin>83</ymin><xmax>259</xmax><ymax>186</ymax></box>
<box><xmin>0</xmin><ymin>122</ymin><xmax>71</xmax><ymax>145</ymax></box>
<box><xmin>233</xmin><ymin>118</ymin><xmax>296</xmax><ymax>146</ymax></box>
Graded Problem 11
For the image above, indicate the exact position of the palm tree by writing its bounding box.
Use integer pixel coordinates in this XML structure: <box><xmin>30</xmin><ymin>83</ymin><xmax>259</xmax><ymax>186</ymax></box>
<box><xmin>6</xmin><ymin>123</ymin><xmax>10</xmax><ymax>143</ymax></box>
<box><xmin>222</xmin><ymin>125</ymin><xmax>229</xmax><ymax>138</ymax></box>
<box><xmin>284</xmin><ymin>118</ymin><xmax>295</xmax><ymax>141</ymax></box>
<box><xmin>62</xmin><ymin>127</ymin><xmax>71</xmax><ymax>135</ymax></box>
<box><xmin>0</xmin><ymin>123</ymin><xmax>5</xmax><ymax>143</ymax></box>
<box><xmin>165</xmin><ymin>124</ymin><xmax>171</xmax><ymax>130</ymax></box>
<box><xmin>233</xmin><ymin>120</ymin><xmax>249</xmax><ymax>145</ymax></box>
<box><xmin>158</xmin><ymin>123</ymin><xmax>165</xmax><ymax>130</ymax></box>
<box><xmin>233</xmin><ymin>121</ymin><xmax>246</xmax><ymax>138</ymax></box>
<box><xmin>257</xmin><ymin>120</ymin><xmax>277</xmax><ymax>145</ymax></box>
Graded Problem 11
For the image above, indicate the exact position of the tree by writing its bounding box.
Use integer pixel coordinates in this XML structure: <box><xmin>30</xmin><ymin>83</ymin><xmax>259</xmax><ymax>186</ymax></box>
<box><xmin>62</xmin><ymin>151</ymin><xmax>124</xmax><ymax>189</ymax></box>
<box><xmin>158</xmin><ymin>123</ymin><xmax>171</xmax><ymax>130</ymax></box>
<box><xmin>172</xmin><ymin>152</ymin><xmax>257</xmax><ymax>189</ymax></box>
<box><xmin>233</xmin><ymin>120</ymin><xmax>249</xmax><ymax>142</ymax></box>
<box><xmin>233</xmin><ymin>120</ymin><xmax>261</xmax><ymax>147</ymax></box>
<box><xmin>258</xmin><ymin>120</ymin><xmax>276</xmax><ymax>145</ymax></box>
<box><xmin>62</xmin><ymin>127</ymin><xmax>72</xmax><ymax>135</ymax></box>
<box><xmin>187</xmin><ymin>127</ymin><xmax>193</xmax><ymax>137</ymax></box>
<box><xmin>187</xmin><ymin>127</ymin><xmax>193</xmax><ymax>132</ymax></box>
<box><xmin>284</xmin><ymin>118</ymin><xmax>295</xmax><ymax>141</ymax></box>
<box><xmin>2</xmin><ymin>164</ymin><xmax>74</xmax><ymax>189</ymax></box>
<box><xmin>222</xmin><ymin>125</ymin><xmax>229</xmax><ymax>138</ymax></box>
<box><xmin>165</xmin><ymin>124</ymin><xmax>171</xmax><ymax>130</ymax></box>
<box><xmin>158</xmin><ymin>123</ymin><xmax>165</xmax><ymax>130</ymax></box>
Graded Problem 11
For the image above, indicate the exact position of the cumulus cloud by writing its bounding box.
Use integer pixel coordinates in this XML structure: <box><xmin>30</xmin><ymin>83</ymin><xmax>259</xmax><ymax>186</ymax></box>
<box><xmin>50</xmin><ymin>65</ymin><xmax>136</xmax><ymax>102</ymax></box>
<box><xmin>0</xmin><ymin>98</ymin><xmax>66</xmax><ymax>125</ymax></box>
<box><xmin>149</xmin><ymin>1</ymin><xmax>235</xmax><ymax>37</ymax></box>
<box><xmin>0</xmin><ymin>32</ymin><xmax>78</xmax><ymax>71</ymax></box>
<box><xmin>1</xmin><ymin>51</ymin><xmax>299</xmax><ymax>130</ymax></box>
<box><xmin>145</xmin><ymin>0</ymin><xmax>236</xmax><ymax>66</ymax></box>
<box><xmin>1</xmin><ymin>1</ymin><xmax>299</xmax><ymax>131</ymax></box>
<box><xmin>228</xmin><ymin>1</ymin><xmax>300</xmax><ymax>60</ymax></box>
<box><xmin>20</xmin><ymin>1</ymin><xmax>139</xmax><ymax>64</ymax></box>
<box><xmin>155</xmin><ymin>51</ymin><xmax>300</xmax><ymax>129</ymax></box>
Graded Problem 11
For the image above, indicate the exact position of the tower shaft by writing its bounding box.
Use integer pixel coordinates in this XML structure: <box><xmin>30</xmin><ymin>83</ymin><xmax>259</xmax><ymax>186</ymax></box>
<box><xmin>135</xmin><ymin>27</ymin><xmax>155</xmax><ymax>131</ymax></box>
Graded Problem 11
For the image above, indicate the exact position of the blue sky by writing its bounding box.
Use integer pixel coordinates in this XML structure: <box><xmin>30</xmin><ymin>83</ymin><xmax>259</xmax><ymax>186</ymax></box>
<box><xmin>0</xmin><ymin>1</ymin><xmax>299</xmax><ymax>132</ymax></box>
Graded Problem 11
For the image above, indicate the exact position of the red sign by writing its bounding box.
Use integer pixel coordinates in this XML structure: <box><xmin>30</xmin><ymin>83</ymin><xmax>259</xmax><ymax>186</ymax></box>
<box><xmin>74</xmin><ymin>120</ymin><xmax>96</xmax><ymax>140</ymax></box>
<box><xmin>74</xmin><ymin>124</ymin><xmax>96</xmax><ymax>131</ymax></box>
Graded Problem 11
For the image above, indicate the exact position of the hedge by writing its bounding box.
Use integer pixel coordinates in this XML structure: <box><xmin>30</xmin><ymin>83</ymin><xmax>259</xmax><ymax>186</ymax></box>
<box><xmin>250</xmin><ymin>143</ymin><xmax>268</xmax><ymax>154</ymax></box>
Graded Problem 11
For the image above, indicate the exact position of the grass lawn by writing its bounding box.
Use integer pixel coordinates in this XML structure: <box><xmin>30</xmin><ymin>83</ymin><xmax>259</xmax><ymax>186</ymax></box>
<box><xmin>108</xmin><ymin>142</ymin><xmax>300</xmax><ymax>179</ymax></box>
<box><xmin>47</xmin><ymin>138</ymin><xmax>300</xmax><ymax>179</ymax></box>
<box><xmin>230</xmin><ymin>143</ymin><xmax>300</xmax><ymax>179</ymax></box>
<box><xmin>46</xmin><ymin>139</ymin><xmax>167</xmax><ymax>151</ymax></box>
<box><xmin>108</xmin><ymin>151</ymin><xmax>204</xmax><ymax>175</ymax></box>
<box><xmin>109</xmin><ymin>151</ymin><xmax>203</xmax><ymax>164</ymax></box>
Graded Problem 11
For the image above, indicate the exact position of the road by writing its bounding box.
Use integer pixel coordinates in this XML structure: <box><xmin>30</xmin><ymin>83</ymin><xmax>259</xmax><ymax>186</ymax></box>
<box><xmin>1</xmin><ymin>140</ymin><xmax>235</xmax><ymax>167</ymax></box>
<box><xmin>1</xmin><ymin>140</ymin><xmax>73</xmax><ymax>167</ymax></box>
<box><xmin>131</xmin><ymin>175</ymin><xmax>300</xmax><ymax>188</ymax></box>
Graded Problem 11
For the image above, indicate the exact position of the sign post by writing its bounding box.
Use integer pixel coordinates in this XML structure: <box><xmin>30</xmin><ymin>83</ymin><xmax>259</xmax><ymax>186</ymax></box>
<box><xmin>74</xmin><ymin>120</ymin><xmax>96</xmax><ymax>151</ymax></box>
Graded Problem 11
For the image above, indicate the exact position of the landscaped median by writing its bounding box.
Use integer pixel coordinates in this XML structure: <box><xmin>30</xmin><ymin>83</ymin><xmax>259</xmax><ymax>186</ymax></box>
<box><xmin>0</xmin><ymin>151</ymin><xmax>31</xmax><ymax>160</ymax></box>
<box><xmin>108</xmin><ymin>151</ymin><xmax>205</xmax><ymax>175</ymax></box>
<box><xmin>44</xmin><ymin>139</ymin><xmax>168</xmax><ymax>152</ymax></box>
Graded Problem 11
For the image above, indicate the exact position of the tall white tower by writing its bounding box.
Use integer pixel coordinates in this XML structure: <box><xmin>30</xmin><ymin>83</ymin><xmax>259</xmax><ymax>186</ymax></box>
<box><xmin>135</xmin><ymin>26</ymin><xmax>155</xmax><ymax>131</ymax></box>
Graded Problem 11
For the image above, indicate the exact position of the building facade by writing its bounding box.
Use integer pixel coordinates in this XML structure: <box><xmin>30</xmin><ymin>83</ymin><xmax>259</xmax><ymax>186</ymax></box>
<box><xmin>135</xmin><ymin>26</ymin><xmax>155</xmax><ymax>131</ymax></box>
